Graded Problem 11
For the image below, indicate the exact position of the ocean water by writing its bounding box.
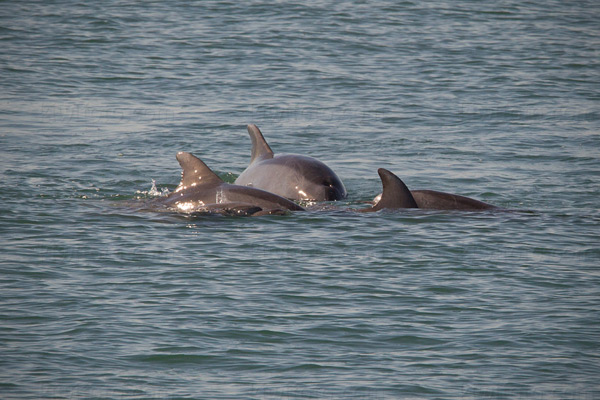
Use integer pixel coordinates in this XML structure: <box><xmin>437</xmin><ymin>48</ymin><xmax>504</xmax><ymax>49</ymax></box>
<box><xmin>1</xmin><ymin>1</ymin><xmax>599</xmax><ymax>399</ymax></box>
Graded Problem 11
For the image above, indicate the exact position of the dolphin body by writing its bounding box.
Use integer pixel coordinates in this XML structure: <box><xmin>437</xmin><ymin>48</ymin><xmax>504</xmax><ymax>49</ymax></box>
<box><xmin>160</xmin><ymin>152</ymin><xmax>304</xmax><ymax>216</ymax></box>
<box><xmin>234</xmin><ymin>124</ymin><xmax>347</xmax><ymax>201</ymax></box>
<box><xmin>362</xmin><ymin>169</ymin><xmax>498</xmax><ymax>212</ymax></box>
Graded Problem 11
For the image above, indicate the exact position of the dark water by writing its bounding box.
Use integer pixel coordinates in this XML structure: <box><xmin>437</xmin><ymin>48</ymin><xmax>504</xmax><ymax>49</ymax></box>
<box><xmin>1</xmin><ymin>1</ymin><xmax>599</xmax><ymax>399</ymax></box>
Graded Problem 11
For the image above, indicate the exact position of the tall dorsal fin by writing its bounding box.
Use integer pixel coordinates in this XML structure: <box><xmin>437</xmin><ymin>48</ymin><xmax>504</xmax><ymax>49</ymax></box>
<box><xmin>247</xmin><ymin>124</ymin><xmax>274</xmax><ymax>163</ymax></box>
<box><xmin>370</xmin><ymin>168</ymin><xmax>418</xmax><ymax>211</ymax></box>
<box><xmin>175</xmin><ymin>151</ymin><xmax>222</xmax><ymax>191</ymax></box>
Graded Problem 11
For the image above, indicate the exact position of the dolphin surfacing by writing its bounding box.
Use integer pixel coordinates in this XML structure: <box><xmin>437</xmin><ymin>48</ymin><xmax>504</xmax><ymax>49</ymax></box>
<box><xmin>362</xmin><ymin>169</ymin><xmax>498</xmax><ymax>212</ymax></box>
<box><xmin>160</xmin><ymin>152</ymin><xmax>304</xmax><ymax>216</ymax></box>
<box><xmin>234</xmin><ymin>124</ymin><xmax>347</xmax><ymax>201</ymax></box>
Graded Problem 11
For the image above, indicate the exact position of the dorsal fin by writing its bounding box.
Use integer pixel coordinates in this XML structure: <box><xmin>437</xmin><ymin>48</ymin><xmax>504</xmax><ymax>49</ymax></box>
<box><xmin>175</xmin><ymin>151</ymin><xmax>222</xmax><ymax>191</ymax></box>
<box><xmin>247</xmin><ymin>124</ymin><xmax>274</xmax><ymax>163</ymax></box>
<box><xmin>370</xmin><ymin>168</ymin><xmax>418</xmax><ymax>211</ymax></box>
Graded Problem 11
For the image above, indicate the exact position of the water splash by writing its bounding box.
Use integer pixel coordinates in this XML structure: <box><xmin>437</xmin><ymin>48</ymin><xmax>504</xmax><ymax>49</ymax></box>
<box><xmin>148</xmin><ymin>179</ymin><xmax>160</xmax><ymax>196</ymax></box>
<box><xmin>136</xmin><ymin>179</ymin><xmax>170</xmax><ymax>197</ymax></box>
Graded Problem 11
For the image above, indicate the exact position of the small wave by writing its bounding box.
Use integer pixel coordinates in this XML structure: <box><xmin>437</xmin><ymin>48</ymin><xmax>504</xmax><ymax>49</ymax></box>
<box><xmin>135</xmin><ymin>179</ymin><xmax>170</xmax><ymax>197</ymax></box>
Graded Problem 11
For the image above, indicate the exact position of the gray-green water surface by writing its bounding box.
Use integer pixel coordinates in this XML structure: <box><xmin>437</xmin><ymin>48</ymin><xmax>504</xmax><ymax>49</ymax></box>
<box><xmin>1</xmin><ymin>1</ymin><xmax>599</xmax><ymax>399</ymax></box>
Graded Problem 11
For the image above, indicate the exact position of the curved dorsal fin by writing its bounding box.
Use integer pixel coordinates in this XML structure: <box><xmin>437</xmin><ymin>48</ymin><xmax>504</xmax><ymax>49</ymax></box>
<box><xmin>175</xmin><ymin>151</ymin><xmax>222</xmax><ymax>190</ymax></box>
<box><xmin>370</xmin><ymin>168</ymin><xmax>418</xmax><ymax>211</ymax></box>
<box><xmin>247</xmin><ymin>124</ymin><xmax>274</xmax><ymax>163</ymax></box>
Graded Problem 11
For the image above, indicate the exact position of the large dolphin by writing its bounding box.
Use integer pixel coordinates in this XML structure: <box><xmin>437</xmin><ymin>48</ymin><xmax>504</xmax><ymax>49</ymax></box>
<box><xmin>362</xmin><ymin>169</ymin><xmax>498</xmax><ymax>212</ymax></box>
<box><xmin>234</xmin><ymin>124</ymin><xmax>347</xmax><ymax>201</ymax></box>
<box><xmin>160</xmin><ymin>152</ymin><xmax>304</xmax><ymax>216</ymax></box>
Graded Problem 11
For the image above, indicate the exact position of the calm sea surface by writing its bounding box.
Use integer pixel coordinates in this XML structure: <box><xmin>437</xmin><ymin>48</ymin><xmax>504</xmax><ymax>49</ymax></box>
<box><xmin>1</xmin><ymin>1</ymin><xmax>599</xmax><ymax>399</ymax></box>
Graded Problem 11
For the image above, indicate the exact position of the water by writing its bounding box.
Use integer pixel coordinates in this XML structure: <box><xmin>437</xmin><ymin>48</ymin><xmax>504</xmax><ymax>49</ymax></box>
<box><xmin>1</xmin><ymin>1</ymin><xmax>599</xmax><ymax>399</ymax></box>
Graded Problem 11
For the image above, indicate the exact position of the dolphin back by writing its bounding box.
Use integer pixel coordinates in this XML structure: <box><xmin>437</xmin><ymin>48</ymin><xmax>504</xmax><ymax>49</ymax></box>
<box><xmin>367</xmin><ymin>168</ymin><xmax>418</xmax><ymax>211</ymax></box>
<box><xmin>411</xmin><ymin>190</ymin><xmax>497</xmax><ymax>210</ymax></box>
<box><xmin>175</xmin><ymin>151</ymin><xmax>223</xmax><ymax>191</ymax></box>
<box><xmin>247</xmin><ymin>124</ymin><xmax>274</xmax><ymax>163</ymax></box>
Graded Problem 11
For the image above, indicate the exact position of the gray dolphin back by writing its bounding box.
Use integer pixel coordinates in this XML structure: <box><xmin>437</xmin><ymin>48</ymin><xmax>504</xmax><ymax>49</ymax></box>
<box><xmin>411</xmin><ymin>190</ymin><xmax>497</xmax><ymax>210</ymax></box>
<box><xmin>366</xmin><ymin>168</ymin><xmax>418</xmax><ymax>212</ymax></box>
<box><xmin>247</xmin><ymin>124</ymin><xmax>274</xmax><ymax>163</ymax></box>
<box><xmin>175</xmin><ymin>151</ymin><xmax>222</xmax><ymax>190</ymax></box>
<box><xmin>366</xmin><ymin>168</ymin><xmax>498</xmax><ymax>211</ymax></box>
<box><xmin>163</xmin><ymin>151</ymin><xmax>304</xmax><ymax>215</ymax></box>
<box><xmin>236</xmin><ymin>124</ymin><xmax>347</xmax><ymax>201</ymax></box>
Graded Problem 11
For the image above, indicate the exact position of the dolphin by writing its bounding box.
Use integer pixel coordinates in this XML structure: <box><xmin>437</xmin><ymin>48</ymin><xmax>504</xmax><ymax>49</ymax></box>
<box><xmin>362</xmin><ymin>169</ymin><xmax>498</xmax><ymax>212</ymax></box>
<box><xmin>234</xmin><ymin>124</ymin><xmax>347</xmax><ymax>201</ymax></box>
<box><xmin>159</xmin><ymin>152</ymin><xmax>305</xmax><ymax>216</ymax></box>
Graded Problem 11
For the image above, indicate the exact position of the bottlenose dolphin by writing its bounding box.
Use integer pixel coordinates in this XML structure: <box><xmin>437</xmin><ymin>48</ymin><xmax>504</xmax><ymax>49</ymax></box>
<box><xmin>160</xmin><ymin>152</ymin><xmax>304</xmax><ymax>216</ymax></box>
<box><xmin>362</xmin><ymin>169</ymin><xmax>498</xmax><ymax>212</ymax></box>
<box><xmin>235</xmin><ymin>124</ymin><xmax>347</xmax><ymax>201</ymax></box>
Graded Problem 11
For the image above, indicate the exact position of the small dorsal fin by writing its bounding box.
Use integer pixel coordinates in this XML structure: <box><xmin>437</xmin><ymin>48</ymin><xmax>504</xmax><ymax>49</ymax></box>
<box><xmin>175</xmin><ymin>151</ymin><xmax>222</xmax><ymax>190</ymax></box>
<box><xmin>247</xmin><ymin>124</ymin><xmax>274</xmax><ymax>163</ymax></box>
<box><xmin>370</xmin><ymin>168</ymin><xmax>418</xmax><ymax>211</ymax></box>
